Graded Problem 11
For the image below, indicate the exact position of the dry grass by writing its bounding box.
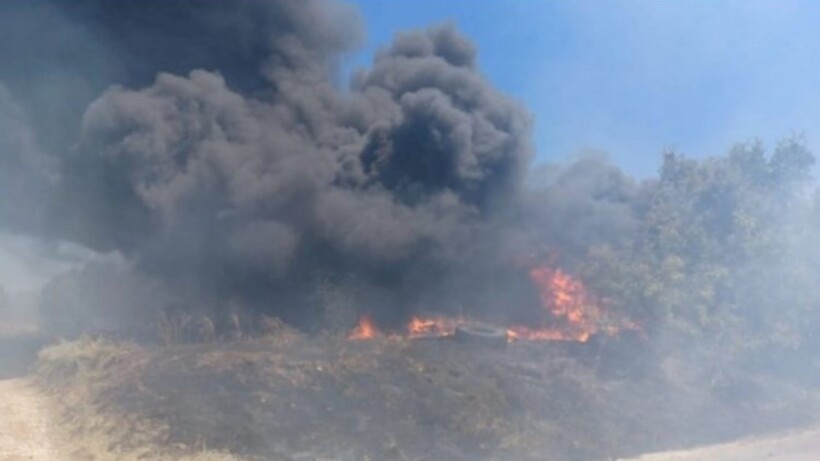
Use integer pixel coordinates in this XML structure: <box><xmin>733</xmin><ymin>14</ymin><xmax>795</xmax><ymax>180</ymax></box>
<box><xmin>30</xmin><ymin>333</ymin><xmax>820</xmax><ymax>461</ymax></box>
<box><xmin>155</xmin><ymin>311</ymin><xmax>299</xmax><ymax>346</ymax></box>
<box><xmin>34</xmin><ymin>337</ymin><xmax>257</xmax><ymax>461</ymax></box>
<box><xmin>29</xmin><ymin>336</ymin><xmax>609</xmax><ymax>459</ymax></box>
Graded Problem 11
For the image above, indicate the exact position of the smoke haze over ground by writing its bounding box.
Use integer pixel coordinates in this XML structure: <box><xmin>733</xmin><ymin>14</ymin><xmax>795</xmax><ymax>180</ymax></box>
<box><xmin>0</xmin><ymin>0</ymin><xmax>818</xmax><ymax>355</ymax></box>
<box><xmin>6</xmin><ymin>3</ymin><xmax>820</xmax><ymax>461</ymax></box>
<box><xmin>1</xmin><ymin>0</ymin><xmax>539</xmax><ymax>334</ymax></box>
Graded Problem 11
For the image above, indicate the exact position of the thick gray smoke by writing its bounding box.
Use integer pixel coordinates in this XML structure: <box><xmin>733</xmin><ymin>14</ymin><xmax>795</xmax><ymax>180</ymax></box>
<box><xmin>524</xmin><ymin>155</ymin><xmax>643</xmax><ymax>260</ymax></box>
<box><xmin>0</xmin><ymin>85</ymin><xmax>57</xmax><ymax>235</ymax></box>
<box><xmin>0</xmin><ymin>0</ymin><xmax>563</xmax><ymax>334</ymax></box>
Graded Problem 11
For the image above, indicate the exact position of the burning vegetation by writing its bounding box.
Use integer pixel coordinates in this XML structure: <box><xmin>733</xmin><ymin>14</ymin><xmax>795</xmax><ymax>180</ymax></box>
<box><xmin>348</xmin><ymin>262</ymin><xmax>640</xmax><ymax>343</ymax></box>
<box><xmin>2</xmin><ymin>1</ymin><xmax>820</xmax><ymax>461</ymax></box>
<box><xmin>5</xmin><ymin>0</ymin><xmax>817</xmax><ymax>361</ymax></box>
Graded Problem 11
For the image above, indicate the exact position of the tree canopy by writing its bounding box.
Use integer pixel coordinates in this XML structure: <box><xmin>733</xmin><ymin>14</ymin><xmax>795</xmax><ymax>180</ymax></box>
<box><xmin>582</xmin><ymin>138</ymin><xmax>819</xmax><ymax>355</ymax></box>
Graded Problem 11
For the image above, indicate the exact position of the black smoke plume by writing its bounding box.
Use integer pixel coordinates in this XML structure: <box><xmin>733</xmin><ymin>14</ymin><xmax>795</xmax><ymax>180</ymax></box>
<box><xmin>1</xmin><ymin>0</ymin><xmax>635</xmax><ymax>336</ymax></box>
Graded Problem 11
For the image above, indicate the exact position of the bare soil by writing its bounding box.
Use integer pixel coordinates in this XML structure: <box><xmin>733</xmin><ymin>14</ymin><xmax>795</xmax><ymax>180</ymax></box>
<box><xmin>32</xmin><ymin>333</ymin><xmax>820</xmax><ymax>461</ymax></box>
<box><xmin>3</xmin><ymin>313</ymin><xmax>814</xmax><ymax>461</ymax></box>
<box><xmin>0</xmin><ymin>379</ymin><xmax>60</xmax><ymax>461</ymax></box>
<box><xmin>0</xmin><ymin>364</ymin><xmax>820</xmax><ymax>461</ymax></box>
<box><xmin>620</xmin><ymin>427</ymin><xmax>820</xmax><ymax>461</ymax></box>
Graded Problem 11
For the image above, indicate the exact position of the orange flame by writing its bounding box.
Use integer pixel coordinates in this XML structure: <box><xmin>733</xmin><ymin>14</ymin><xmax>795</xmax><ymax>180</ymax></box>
<box><xmin>526</xmin><ymin>265</ymin><xmax>602</xmax><ymax>342</ymax></box>
<box><xmin>506</xmin><ymin>325</ymin><xmax>587</xmax><ymax>342</ymax></box>
<box><xmin>348</xmin><ymin>314</ymin><xmax>378</xmax><ymax>340</ymax></box>
<box><xmin>347</xmin><ymin>263</ymin><xmax>638</xmax><ymax>343</ymax></box>
<box><xmin>408</xmin><ymin>316</ymin><xmax>464</xmax><ymax>338</ymax></box>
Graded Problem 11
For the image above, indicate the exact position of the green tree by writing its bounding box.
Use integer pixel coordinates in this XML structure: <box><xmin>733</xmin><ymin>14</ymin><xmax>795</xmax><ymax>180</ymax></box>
<box><xmin>583</xmin><ymin>138</ymin><xmax>817</xmax><ymax>353</ymax></box>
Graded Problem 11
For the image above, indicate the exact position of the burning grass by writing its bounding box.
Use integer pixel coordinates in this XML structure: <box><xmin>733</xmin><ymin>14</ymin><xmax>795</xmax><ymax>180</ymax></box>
<box><xmin>347</xmin><ymin>263</ymin><xmax>640</xmax><ymax>344</ymax></box>
<box><xmin>32</xmin><ymin>330</ymin><xmax>820</xmax><ymax>461</ymax></box>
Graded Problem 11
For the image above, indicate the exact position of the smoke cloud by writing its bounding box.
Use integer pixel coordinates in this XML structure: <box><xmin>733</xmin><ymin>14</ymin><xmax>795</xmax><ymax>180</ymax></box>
<box><xmin>0</xmin><ymin>0</ymin><xmax>578</xmax><ymax>334</ymax></box>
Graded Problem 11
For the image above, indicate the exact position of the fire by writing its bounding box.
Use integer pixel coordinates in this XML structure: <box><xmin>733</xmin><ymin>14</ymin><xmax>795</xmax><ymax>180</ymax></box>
<box><xmin>506</xmin><ymin>325</ymin><xmax>588</xmax><ymax>342</ymax></box>
<box><xmin>408</xmin><ymin>316</ymin><xmax>464</xmax><ymax>338</ymax></box>
<box><xmin>348</xmin><ymin>314</ymin><xmax>377</xmax><ymax>340</ymax></box>
<box><xmin>348</xmin><ymin>263</ymin><xmax>638</xmax><ymax>343</ymax></box>
<box><xmin>348</xmin><ymin>315</ymin><xmax>465</xmax><ymax>340</ymax></box>
<box><xmin>525</xmin><ymin>265</ymin><xmax>603</xmax><ymax>342</ymax></box>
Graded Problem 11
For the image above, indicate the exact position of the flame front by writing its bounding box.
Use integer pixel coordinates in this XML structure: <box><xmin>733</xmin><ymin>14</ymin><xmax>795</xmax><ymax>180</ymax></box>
<box><xmin>348</xmin><ymin>314</ymin><xmax>378</xmax><ymax>340</ymax></box>
<box><xmin>408</xmin><ymin>316</ymin><xmax>464</xmax><ymax>338</ymax></box>
<box><xmin>348</xmin><ymin>263</ymin><xmax>638</xmax><ymax>343</ymax></box>
<box><xmin>524</xmin><ymin>265</ymin><xmax>601</xmax><ymax>342</ymax></box>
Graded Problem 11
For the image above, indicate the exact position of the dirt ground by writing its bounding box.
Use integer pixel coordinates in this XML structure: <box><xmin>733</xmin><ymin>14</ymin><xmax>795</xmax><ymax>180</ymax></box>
<box><xmin>5</xmin><ymin>313</ymin><xmax>820</xmax><ymax>461</ymax></box>
<box><xmin>29</xmin><ymin>334</ymin><xmax>820</xmax><ymax>461</ymax></box>
<box><xmin>0</xmin><ymin>379</ymin><xmax>60</xmax><ymax>461</ymax></box>
<box><xmin>4</xmin><ymin>330</ymin><xmax>820</xmax><ymax>461</ymax></box>
<box><xmin>4</xmin><ymin>370</ymin><xmax>820</xmax><ymax>461</ymax></box>
<box><xmin>619</xmin><ymin>427</ymin><xmax>820</xmax><ymax>461</ymax></box>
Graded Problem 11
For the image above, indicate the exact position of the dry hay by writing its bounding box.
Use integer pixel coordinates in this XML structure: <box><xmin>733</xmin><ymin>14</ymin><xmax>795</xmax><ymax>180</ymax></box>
<box><xmin>32</xmin><ymin>334</ymin><xmax>820</xmax><ymax>461</ymax></box>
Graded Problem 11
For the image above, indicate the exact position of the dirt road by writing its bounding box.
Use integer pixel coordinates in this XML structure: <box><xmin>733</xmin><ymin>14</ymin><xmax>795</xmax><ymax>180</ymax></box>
<box><xmin>0</xmin><ymin>379</ymin><xmax>59</xmax><ymax>461</ymax></box>
<box><xmin>621</xmin><ymin>426</ymin><xmax>820</xmax><ymax>461</ymax></box>
<box><xmin>2</xmin><ymin>373</ymin><xmax>820</xmax><ymax>461</ymax></box>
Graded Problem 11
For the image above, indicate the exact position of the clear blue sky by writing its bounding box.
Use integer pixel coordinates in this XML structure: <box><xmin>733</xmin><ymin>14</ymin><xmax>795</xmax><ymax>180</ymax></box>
<box><xmin>346</xmin><ymin>1</ymin><xmax>820</xmax><ymax>177</ymax></box>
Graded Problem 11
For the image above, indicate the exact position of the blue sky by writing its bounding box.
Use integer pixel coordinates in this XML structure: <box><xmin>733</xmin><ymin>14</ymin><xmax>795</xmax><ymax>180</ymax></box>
<box><xmin>346</xmin><ymin>1</ymin><xmax>820</xmax><ymax>177</ymax></box>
